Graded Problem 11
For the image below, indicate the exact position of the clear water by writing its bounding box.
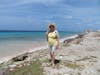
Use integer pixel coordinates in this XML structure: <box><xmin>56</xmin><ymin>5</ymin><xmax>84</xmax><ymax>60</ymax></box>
<box><xmin>0</xmin><ymin>31</ymin><xmax>81</xmax><ymax>59</ymax></box>
<box><xmin>0</xmin><ymin>31</ymin><xmax>80</xmax><ymax>41</ymax></box>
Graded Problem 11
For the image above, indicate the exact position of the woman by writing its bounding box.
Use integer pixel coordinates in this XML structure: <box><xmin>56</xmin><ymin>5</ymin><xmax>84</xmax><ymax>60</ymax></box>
<box><xmin>46</xmin><ymin>24</ymin><xmax>60</xmax><ymax>67</ymax></box>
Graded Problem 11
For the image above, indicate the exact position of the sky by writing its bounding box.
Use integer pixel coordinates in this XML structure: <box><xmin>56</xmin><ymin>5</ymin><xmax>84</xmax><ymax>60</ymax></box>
<box><xmin>0</xmin><ymin>0</ymin><xmax>100</xmax><ymax>31</ymax></box>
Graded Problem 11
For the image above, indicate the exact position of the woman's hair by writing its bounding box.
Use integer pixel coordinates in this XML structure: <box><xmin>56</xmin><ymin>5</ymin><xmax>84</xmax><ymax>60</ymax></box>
<box><xmin>48</xmin><ymin>23</ymin><xmax>56</xmax><ymax>28</ymax></box>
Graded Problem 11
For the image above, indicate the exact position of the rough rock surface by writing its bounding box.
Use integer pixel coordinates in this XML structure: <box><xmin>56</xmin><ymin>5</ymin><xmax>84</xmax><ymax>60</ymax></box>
<box><xmin>42</xmin><ymin>31</ymin><xmax>100</xmax><ymax>75</ymax></box>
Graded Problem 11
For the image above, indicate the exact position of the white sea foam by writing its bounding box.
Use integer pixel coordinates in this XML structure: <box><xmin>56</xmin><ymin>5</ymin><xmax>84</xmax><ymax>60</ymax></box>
<box><xmin>60</xmin><ymin>34</ymin><xmax>78</xmax><ymax>42</ymax></box>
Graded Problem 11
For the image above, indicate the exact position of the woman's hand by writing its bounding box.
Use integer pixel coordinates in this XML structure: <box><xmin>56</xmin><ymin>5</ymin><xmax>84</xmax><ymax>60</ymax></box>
<box><xmin>56</xmin><ymin>43</ymin><xmax>60</xmax><ymax>49</ymax></box>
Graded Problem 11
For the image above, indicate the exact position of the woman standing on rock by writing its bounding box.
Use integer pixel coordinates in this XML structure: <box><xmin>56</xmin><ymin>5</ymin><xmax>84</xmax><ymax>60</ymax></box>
<box><xmin>46</xmin><ymin>23</ymin><xmax>60</xmax><ymax>67</ymax></box>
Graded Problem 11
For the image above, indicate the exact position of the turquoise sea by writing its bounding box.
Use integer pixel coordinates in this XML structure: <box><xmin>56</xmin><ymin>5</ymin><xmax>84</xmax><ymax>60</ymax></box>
<box><xmin>0</xmin><ymin>31</ymin><xmax>81</xmax><ymax>59</ymax></box>
<box><xmin>0</xmin><ymin>31</ymin><xmax>80</xmax><ymax>41</ymax></box>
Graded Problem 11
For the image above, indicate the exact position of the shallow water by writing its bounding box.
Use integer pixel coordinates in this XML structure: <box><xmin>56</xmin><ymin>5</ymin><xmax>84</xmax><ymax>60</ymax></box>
<box><xmin>0</xmin><ymin>31</ymin><xmax>81</xmax><ymax>59</ymax></box>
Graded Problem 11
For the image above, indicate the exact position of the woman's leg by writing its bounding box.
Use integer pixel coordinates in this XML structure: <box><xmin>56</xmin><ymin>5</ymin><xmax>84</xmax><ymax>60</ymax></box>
<box><xmin>50</xmin><ymin>51</ymin><xmax>55</xmax><ymax>66</ymax></box>
<box><xmin>49</xmin><ymin>45</ymin><xmax>56</xmax><ymax>67</ymax></box>
<box><xmin>50</xmin><ymin>45</ymin><xmax>56</xmax><ymax>66</ymax></box>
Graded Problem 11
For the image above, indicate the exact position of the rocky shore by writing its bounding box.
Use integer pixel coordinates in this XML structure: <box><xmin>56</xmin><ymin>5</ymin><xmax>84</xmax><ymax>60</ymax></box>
<box><xmin>0</xmin><ymin>31</ymin><xmax>100</xmax><ymax>75</ymax></box>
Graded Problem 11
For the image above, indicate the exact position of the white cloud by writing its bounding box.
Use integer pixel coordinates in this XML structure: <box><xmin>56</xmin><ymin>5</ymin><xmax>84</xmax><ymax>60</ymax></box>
<box><xmin>0</xmin><ymin>0</ymin><xmax>62</xmax><ymax>7</ymax></box>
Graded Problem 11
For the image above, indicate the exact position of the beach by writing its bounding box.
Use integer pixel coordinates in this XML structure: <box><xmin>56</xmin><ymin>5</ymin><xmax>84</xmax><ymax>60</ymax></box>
<box><xmin>1</xmin><ymin>0</ymin><xmax>100</xmax><ymax>75</ymax></box>
<box><xmin>1</xmin><ymin>31</ymin><xmax>100</xmax><ymax>75</ymax></box>
<box><xmin>0</xmin><ymin>31</ymin><xmax>79</xmax><ymax>62</ymax></box>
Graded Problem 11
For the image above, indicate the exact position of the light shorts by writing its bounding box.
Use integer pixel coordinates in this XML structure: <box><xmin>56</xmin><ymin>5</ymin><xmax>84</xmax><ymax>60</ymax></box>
<box><xmin>48</xmin><ymin>44</ymin><xmax>57</xmax><ymax>53</ymax></box>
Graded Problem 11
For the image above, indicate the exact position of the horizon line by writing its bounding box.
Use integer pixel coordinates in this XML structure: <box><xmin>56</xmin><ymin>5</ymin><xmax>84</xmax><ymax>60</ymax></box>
<box><xmin>0</xmin><ymin>30</ymin><xmax>82</xmax><ymax>32</ymax></box>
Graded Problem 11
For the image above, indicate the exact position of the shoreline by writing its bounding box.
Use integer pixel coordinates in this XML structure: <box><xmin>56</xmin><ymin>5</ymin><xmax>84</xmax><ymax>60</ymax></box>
<box><xmin>0</xmin><ymin>34</ymin><xmax>79</xmax><ymax>64</ymax></box>
<box><xmin>0</xmin><ymin>30</ymin><xmax>100</xmax><ymax>75</ymax></box>
<box><xmin>1</xmin><ymin>30</ymin><xmax>100</xmax><ymax>75</ymax></box>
